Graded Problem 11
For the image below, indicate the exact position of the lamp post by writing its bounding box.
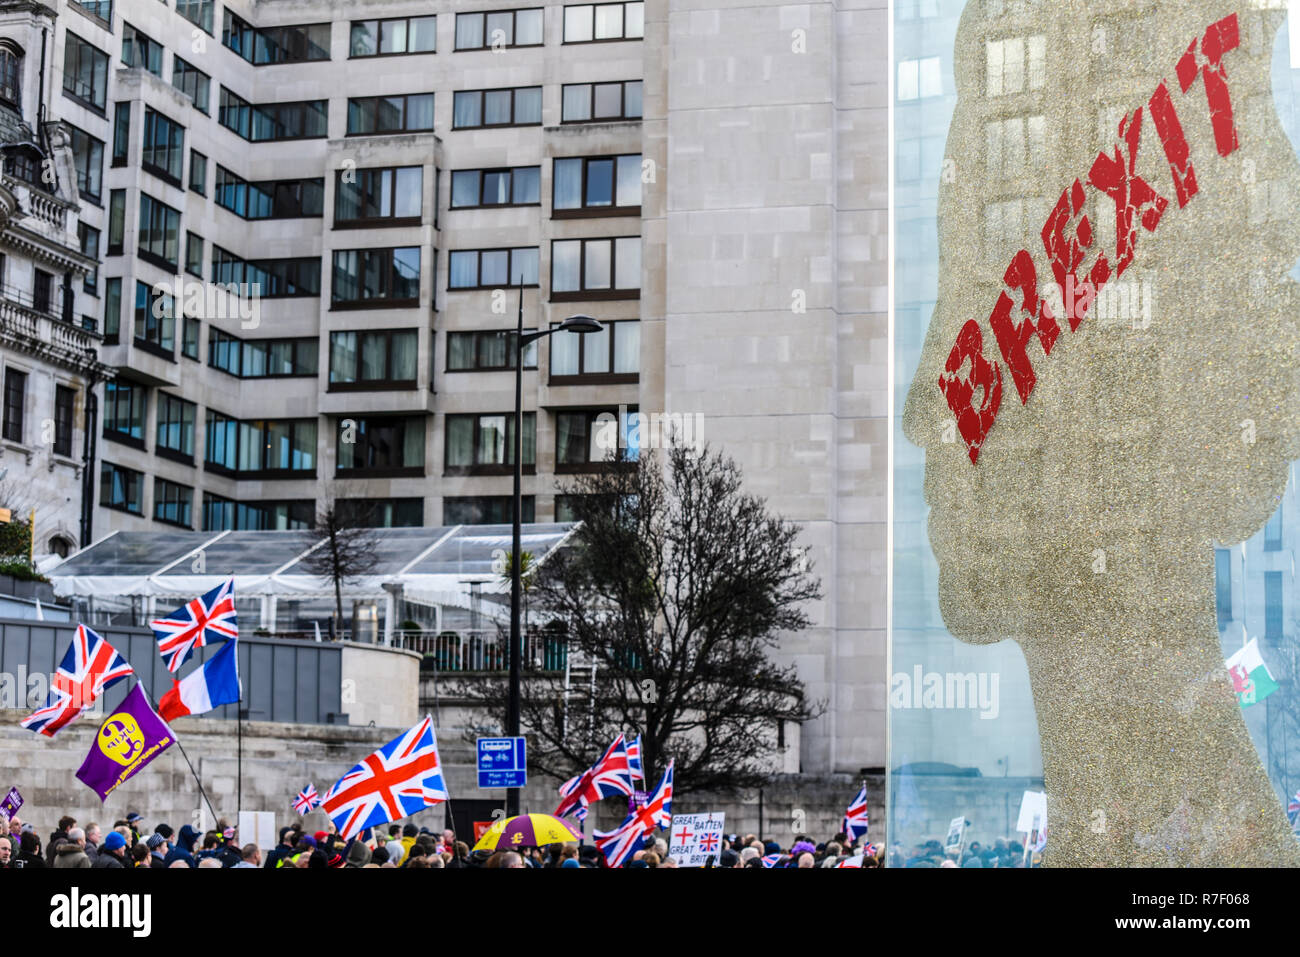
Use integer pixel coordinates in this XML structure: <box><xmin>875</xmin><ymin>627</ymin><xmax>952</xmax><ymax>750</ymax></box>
<box><xmin>506</xmin><ymin>285</ymin><xmax>600</xmax><ymax>817</ymax></box>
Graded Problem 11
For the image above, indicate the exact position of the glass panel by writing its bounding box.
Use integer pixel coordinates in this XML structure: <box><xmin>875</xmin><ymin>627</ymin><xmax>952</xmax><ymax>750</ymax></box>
<box><xmin>483</xmin><ymin>170</ymin><xmax>511</xmax><ymax>204</ymax></box>
<box><xmin>513</xmin><ymin>166</ymin><xmax>540</xmax><ymax>204</ymax></box>
<box><xmin>515</xmin><ymin>8</ymin><xmax>543</xmax><ymax>45</ymax></box>
<box><xmin>379</xmin><ymin>18</ymin><xmax>407</xmax><ymax>54</ymax></box>
<box><xmin>626</xmin><ymin>2</ymin><xmax>645</xmax><ymax>37</ymax></box>
<box><xmin>391</xmin><ymin>331</ymin><xmax>417</xmax><ymax>381</ymax></box>
<box><xmin>394</xmin><ymin>167</ymin><xmax>422</xmax><ymax>217</ymax></box>
<box><xmin>480</xmin><ymin>250</ymin><xmax>508</xmax><ymax>287</ymax></box>
<box><xmin>615</xmin><ymin>236</ymin><xmax>640</xmax><ymax>289</ymax></box>
<box><xmin>406</xmin><ymin>93</ymin><xmax>434</xmax><ymax>130</ymax></box>
<box><xmin>565</xmin><ymin>5</ymin><xmax>594</xmax><ymax>42</ymax></box>
<box><xmin>593</xmin><ymin>83</ymin><xmax>622</xmax><ymax>118</ymax></box>
<box><xmin>514</xmin><ymin>87</ymin><xmax>542</xmax><ymax>124</ymax></box>
<box><xmin>484</xmin><ymin>90</ymin><xmax>512</xmax><ymax>125</ymax></box>
<box><xmin>595</xmin><ymin>5</ymin><xmax>624</xmax><ymax>39</ymax></box>
<box><xmin>625</xmin><ymin>80</ymin><xmax>642</xmax><ymax>117</ymax></box>
<box><xmin>557</xmin><ymin>413</ymin><xmax>588</xmax><ymax>464</ymax></box>
<box><xmin>449</xmin><ymin>250</ymin><xmax>478</xmax><ymax>288</ymax></box>
<box><xmin>455</xmin><ymin>13</ymin><xmax>484</xmax><ymax>49</ymax></box>
<box><xmin>451</xmin><ymin>170</ymin><xmax>481</xmax><ymax>208</ymax></box>
<box><xmin>454</xmin><ymin>91</ymin><xmax>481</xmax><ymax>128</ymax></box>
<box><xmin>616</xmin><ymin>154</ymin><xmax>642</xmax><ymax>206</ymax></box>
<box><xmin>330</xmin><ymin>331</ymin><xmax>357</xmax><ymax>382</ymax></box>
<box><xmin>552</xmin><ymin>240</ymin><xmax>581</xmax><ymax>292</ymax></box>
<box><xmin>410</xmin><ymin>17</ymin><xmax>437</xmax><ymax>52</ymax></box>
<box><xmin>613</xmin><ymin>321</ymin><xmax>639</xmax><ymax>373</ymax></box>
<box><xmin>479</xmin><ymin>415</ymin><xmax>507</xmax><ymax>465</ymax></box>
<box><xmin>554</xmin><ymin>159</ymin><xmax>582</xmax><ymax>209</ymax></box>
<box><xmin>446</xmin><ymin>416</ymin><xmax>473</xmax><ymax>466</ymax></box>
<box><xmin>448</xmin><ymin>333</ymin><xmax>473</xmax><ymax>370</ymax></box>
<box><xmin>585</xmin><ymin>240</ymin><xmax>611</xmax><ymax>289</ymax></box>
<box><xmin>586</xmin><ymin>159</ymin><xmax>615</xmax><ymax>206</ymax></box>
<box><xmin>485</xmin><ymin>11</ymin><xmax>513</xmax><ymax>46</ymax></box>
<box><xmin>480</xmin><ymin>331</ymin><xmax>508</xmax><ymax>368</ymax></box>
<box><xmin>583</xmin><ymin>323</ymin><xmax>610</xmax><ymax>373</ymax></box>
<box><xmin>563</xmin><ymin>85</ymin><xmax>591</xmax><ymax>121</ymax></box>
<box><xmin>350</xmin><ymin>21</ymin><xmax>378</xmax><ymax>56</ymax></box>
<box><xmin>512</xmin><ymin>248</ymin><xmax>539</xmax><ymax>286</ymax></box>
<box><xmin>393</xmin><ymin>247</ymin><xmax>421</xmax><ymax>298</ymax></box>
<box><xmin>360</xmin><ymin>332</ymin><xmax>387</xmax><ymax>380</ymax></box>
<box><xmin>551</xmin><ymin>328</ymin><xmax>579</xmax><ymax>375</ymax></box>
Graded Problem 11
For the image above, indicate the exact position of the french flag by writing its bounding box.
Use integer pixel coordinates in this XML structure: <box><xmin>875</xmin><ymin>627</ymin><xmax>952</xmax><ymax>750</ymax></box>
<box><xmin>158</xmin><ymin>639</ymin><xmax>241</xmax><ymax>722</ymax></box>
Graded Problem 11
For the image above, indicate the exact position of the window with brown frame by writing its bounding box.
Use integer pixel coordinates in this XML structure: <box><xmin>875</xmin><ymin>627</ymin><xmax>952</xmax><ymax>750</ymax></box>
<box><xmin>448</xmin><ymin>247</ymin><xmax>539</xmax><ymax>290</ymax></box>
<box><xmin>560</xmin><ymin>80</ymin><xmax>642</xmax><ymax>122</ymax></box>
<box><xmin>555</xmin><ymin>406</ymin><xmax>639</xmax><ymax>471</ymax></box>
<box><xmin>454</xmin><ymin>8</ymin><xmax>544</xmax><ymax>50</ymax></box>
<box><xmin>549</xmin><ymin>319</ymin><xmax>638</xmax><ymax>383</ymax></box>
<box><xmin>452</xmin><ymin>87</ymin><xmax>542</xmax><ymax>129</ymax></box>
<box><xmin>550</xmin><ymin>237</ymin><xmax>640</xmax><ymax>301</ymax></box>
<box><xmin>562</xmin><ymin>3</ymin><xmax>645</xmax><ymax>43</ymax></box>
<box><xmin>552</xmin><ymin>154</ymin><xmax>641</xmax><ymax>217</ymax></box>
<box><xmin>444</xmin><ymin>412</ymin><xmax>535</xmax><ymax>475</ymax></box>
<box><xmin>446</xmin><ymin>330</ymin><xmax>538</xmax><ymax>372</ymax></box>
<box><xmin>450</xmin><ymin>166</ymin><xmax>540</xmax><ymax>209</ymax></box>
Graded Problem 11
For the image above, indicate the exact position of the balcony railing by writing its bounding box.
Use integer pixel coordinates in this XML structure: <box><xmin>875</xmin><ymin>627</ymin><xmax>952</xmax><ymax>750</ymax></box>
<box><xmin>396</xmin><ymin>629</ymin><xmax>570</xmax><ymax>672</ymax></box>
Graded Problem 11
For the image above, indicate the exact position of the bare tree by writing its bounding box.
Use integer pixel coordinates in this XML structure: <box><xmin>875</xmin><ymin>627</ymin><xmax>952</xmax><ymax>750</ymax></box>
<box><xmin>299</xmin><ymin>496</ymin><xmax>382</xmax><ymax>636</ymax></box>
<box><xmin>461</xmin><ymin>442</ymin><xmax>824</xmax><ymax>796</ymax></box>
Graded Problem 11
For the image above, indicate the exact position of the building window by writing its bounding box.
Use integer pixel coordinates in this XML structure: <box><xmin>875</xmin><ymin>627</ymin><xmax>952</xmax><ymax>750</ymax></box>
<box><xmin>216</xmin><ymin>165</ymin><xmax>325</xmax><ymax>219</ymax></box>
<box><xmin>448</xmin><ymin>247</ymin><xmax>538</xmax><ymax>290</ymax></box>
<box><xmin>0</xmin><ymin>46</ymin><xmax>21</xmax><ymax>110</ymax></box>
<box><xmin>182</xmin><ymin>315</ymin><xmax>200</xmax><ymax>360</ymax></box>
<box><xmin>72</xmin><ymin>1</ymin><xmax>112</xmax><ymax>26</ymax></box>
<box><xmin>446</xmin><ymin>330</ymin><xmax>538</xmax><ymax>372</ymax></box>
<box><xmin>111</xmin><ymin>102</ymin><xmax>130</xmax><ymax>166</ymax></box>
<box><xmin>219</xmin><ymin>89</ymin><xmax>328</xmax><ymax>141</ymax></box>
<box><xmin>556</xmin><ymin>406</ymin><xmax>639</xmax><ymax>470</ymax></box>
<box><xmin>334</xmin><ymin>166</ymin><xmax>422</xmax><ymax>225</ymax></box>
<box><xmin>550</xmin><ymin>237</ymin><xmax>640</xmax><ymax>299</ymax></box>
<box><xmin>189</xmin><ymin>150</ymin><xmax>207</xmax><ymax>194</ymax></box>
<box><xmin>104</xmin><ymin>277</ymin><xmax>121</xmax><ymax>342</ymax></box>
<box><xmin>33</xmin><ymin>270</ymin><xmax>53</xmax><ymax>316</ymax></box>
<box><xmin>122</xmin><ymin>23</ymin><xmax>164</xmax><ymax>77</ymax></box>
<box><xmin>985</xmin><ymin>115</ymin><xmax>1045</xmax><ymax>180</ymax></box>
<box><xmin>563</xmin><ymin>3</ymin><xmax>645</xmax><ymax>43</ymax></box>
<box><xmin>1266</xmin><ymin>571</ymin><xmax>1284</xmax><ymax>641</ymax></box>
<box><xmin>177</xmin><ymin>0</ymin><xmax>215</xmax><ymax>34</ymax></box>
<box><xmin>133</xmin><ymin>280</ymin><xmax>175</xmax><ymax>357</ymax></box>
<box><xmin>561</xmin><ymin>80</ymin><xmax>642</xmax><ymax>122</ymax></box>
<box><xmin>203</xmin><ymin>492</ymin><xmax>234</xmax><ymax>531</ymax></box>
<box><xmin>444</xmin><ymin>496</ymin><xmax>534</xmax><ymax>525</ymax></box>
<box><xmin>103</xmin><ymin>380</ymin><xmax>146</xmax><ymax>445</ymax></box>
<box><xmin>550</xmin><ymin>319</ymin><xmax>638</xmax><ymax>381</ymax></box>
<box><xmin>451</xmin><ymin>166</ymin><xmax>540</xmax><ymax>209</ymax></box>
<box><xmin>329</xmin><ymin>330</ymin><xmax>418</xmax><ymax>390</ymax></box>
<box><xmin>79</xmin><ymin>223</ymin><xmax>100</xmax><ymax>294</ymax></box>
<box><xmin>240</xmin><ymin>338</ymin><xmax>318</xmax><ymax>377</ymax></box>
<box><xmin>553</xmin><ymin>155</ymin><xmax>641</xmax><ymax>215</ymax></box>
<box><xmin>2</xmin><ymin>368</ymin><xmax>25</xmax><ymax>443</ymax></box>
<box><xmin>1265</xmin><ymin>506</ymin><xmax>1283</xmax><ymax>552</ymax></box>
<box><xmin>454</xmin><ymin>8</ymin><xmax>544</xmax><ymax>50</ymax></box>
<box><xmin>336</xmin><ymin>416</ymin><xmax>425</xmax><ymax>476</ymax></box>
<box><xmin>100</xmin><ymin>462</ymin><xmax>143</xmax><ymax>514</ymax></box>
<box><xmin>141</xmin><ymin>108</ymin><xmax>184</xmax><ymax>185</ymax></box>
<box><xmin>154</xmin><ymin>478</ymin><xmax>193</xmax><ymax>528</ymax></box>
<box><xmin>204</xmin><ymin>412</ymin><xmax>317</xmax><ymax>476</ymax></box>
<box><xmin>331</xmin><ymin>247</ymin><xmax>421</xmax><ymax>306</ymax></box>
<box><xmin>445</xmin><ymin>413</ymin><xmax>535</xmax><ymax>475</ymax></box>
<box><xmin>346</xmin><ymin>93</ymin><xmax>435</xmax><ymax>134</ymax></box>
<box><xmin>185</xmin><ymin>232</ymin><xmax>203</xmax><ymax>277</ymax></box>
<box><xmin>68</xmin><ymin>126</ymin><xmax>103</xmax><ymax>203</ymax></box>
<box><xmin>156</xmin><ymin>392</ymin><xmax>196</xmax><ymax>459</ymax></box>
<box><xmin>338</xmin><ymin>498</ymin><xmax>424</xmax><ymax>527</ymax></box>
<box><xmin>897</xmin><ymin>56</ymin><xmax>942</xmax><ymax>101</ymax></box>
<box><xmin>173</xmin><ymin>56</ymin><xmax>211</xmax><ymax>114</ymax></box>
<box><xmin>223</xmin><ymin>13</ymin><xmax>331</xmax><ymax>65</ymax></box>
<box><xmin>986</xmin><ymin>36</ymin><xmax>1046</xmax><ymax>97</ymax></box>
<box><xmin>350</xmin><ymin>16</ymin><xmax>437</xmax><ymax>56</ymax></box>
<box><xmin>49</xmin><ymin>535</ymin><xmax>73</xmax><ymax>559</ymax></box>
<box><xmin>212</xmin><ymin>247</ymin><xmax>322</xmax><ymax>298</ymax></box>
<box><xmin>452</xmin><ymin>87</ymin><xmax>542</xmax><ymax>129</ymax></box>
<box><xmin>63</xmin><ymin>33</ymin><xmax>109</xmax><ymax>112</ymax></box>
<box><xmin>54</xmin><ymin>385</ymin><xmax>75</xmax><ymax>457</ymax></box>
<box><xmin>138</xmin><ymin>193</ymin><xmax>181</xmax><ymax>270</ymax></box>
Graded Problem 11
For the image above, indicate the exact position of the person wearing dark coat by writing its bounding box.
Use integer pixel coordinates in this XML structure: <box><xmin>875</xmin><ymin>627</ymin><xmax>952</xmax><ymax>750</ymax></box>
<box><xmin>163</xmin><ymin>824</ymin><xmax>199</xmax><ymax>868</ymax></box>
<box><xmin>92</xmin><ymin>832</ymin><xmax>127</xmax><ymax>869</ymax></box>
<box><xmin>45</xmin><ymin>815</ymin><xmax>75</xmax><ymax>865</ymax></box>
<box><xmin>17</xmin><ymin>832</ymin><xmax>45</xmax><ymax>868</ymax></box>
<box><xmin>263</xmin><ymin>827</ymin><xmax>298</xmax><ymax>869</ymax></box>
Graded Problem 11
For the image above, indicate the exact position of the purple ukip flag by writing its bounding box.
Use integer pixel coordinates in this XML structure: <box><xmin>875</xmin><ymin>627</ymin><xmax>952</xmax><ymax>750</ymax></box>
<box><xmin>0</xmin><ymin>786</ymin><xmax>21</xmax><ymax>820</ymax></box>
<box><xmin>75</xmin><ymin>684</ymin><xmax>175</xmax><ymax>803</ymax></box>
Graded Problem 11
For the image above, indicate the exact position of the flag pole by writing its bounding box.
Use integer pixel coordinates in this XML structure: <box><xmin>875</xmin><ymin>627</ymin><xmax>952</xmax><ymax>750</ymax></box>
<box><xmin>139</xmin><ymin>679</ymin><xmax>219</xmax><ymax>829</ymax></box>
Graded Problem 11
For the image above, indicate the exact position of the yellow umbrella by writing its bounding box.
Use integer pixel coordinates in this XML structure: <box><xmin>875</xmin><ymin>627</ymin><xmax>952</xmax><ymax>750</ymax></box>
<box><xmin>472</xmin><ymin>813</ymin><xmax>581</xmax><ymax>851</ymax></box>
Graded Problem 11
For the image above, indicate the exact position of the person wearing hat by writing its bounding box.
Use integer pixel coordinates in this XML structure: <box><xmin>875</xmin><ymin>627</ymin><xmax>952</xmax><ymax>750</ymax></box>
<box><xmin>146</xmin><ymin>833</ymin><xmax>169</xmax><ymax>869</ymax></box>
<box><xmin>164</xmin><ymin>824</ymin><xmax>199</xmax><ymax>868</ymax></box>
<box><xmin>214</xmin><ymin>828</ymin><xmax>242</xmax><ymax>868</ymax></box>
<box><xmin>92</xmin><ymin>831</ymin><xmax>127</xmax><ymax>869</ymax></box>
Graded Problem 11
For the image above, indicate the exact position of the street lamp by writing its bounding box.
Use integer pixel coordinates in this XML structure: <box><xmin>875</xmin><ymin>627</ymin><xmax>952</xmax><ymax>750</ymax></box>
<box><xmin>506</xmin><ymin>285</ymin><xmax>601</xmax><ymax>817</ymax></box>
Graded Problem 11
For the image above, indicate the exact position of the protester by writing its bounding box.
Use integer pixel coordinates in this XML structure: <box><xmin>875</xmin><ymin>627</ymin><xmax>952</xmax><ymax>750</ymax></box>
<box><xmin>17</xmin><ymin>832</ymin><xmax>44</xmax><ymax>868</ymax></box>
<box><xmin>93</xmin><ymin>832</ymin><xmax>127</xmax><ymax>869</ymax></box>
<box><xmin>52</xmin><ymin>827</ymin><xmax>91</xmax><ymax>868</ymax></box>
<box><xmin>0</xmin><ymin>834</ymin><xmax>12</xmax><ymax>868</ymax></box>
<box><xmin>163</xmin><ymin>824</ymin><xmax>199</xmax><ymax>868</ymax></box>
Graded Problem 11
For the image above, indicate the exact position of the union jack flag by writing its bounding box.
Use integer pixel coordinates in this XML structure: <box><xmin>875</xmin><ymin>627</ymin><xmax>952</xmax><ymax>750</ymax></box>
<box><xmin>292</xmin><ymin>783</ymin><xmax>321</xmax><ymax>815</ymax></box>
<box><xmin>555</xmin><ymin>734</ymin><xmax>634</xmax><ymax>821</ymax></box>
<box><xmin>21</xmin><ymin>625</ymin><xmax>134</xmax><ymax>737</ymax></box>
<box><xmin>320</xmin><ymin>714</ymin><xmax>448</xmax><ymax>841</ymax></box>
<box><xmin>150</xmin><ymin>578</ymin><xmax>238</xmax><ymax>673</ymax></box>
<box><xmin>1287</xmin><ymin>790</ymin><xmax>1299</xmax><ymax>821</ymax></box>
<box><xmin>626</xmin><ymin>733</ymin><xmax>643</xmax><ymax>783</ymax></box>
<box><xmin>842</xmin><ymin>783</ymin><xmax>869</xmax><ymax>842</ymax></box>
<box><xmin>594</xmin><ymin>761</ymin><xmax>673</xmax><ymax>867</ymax></box>
<box><xmin>760</xmin><ymin>854</ymin><xmax>783</xmax><ymax>868</ymax></box>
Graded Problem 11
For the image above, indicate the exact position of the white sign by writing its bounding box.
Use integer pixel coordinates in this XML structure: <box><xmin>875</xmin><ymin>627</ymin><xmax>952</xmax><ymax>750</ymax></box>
<box><xmin>944</xmin><ymin>815</ymin><xmax>966</xmax><ymax>856</ymax></box>
<box><xmin>667</xmin><ymin>812</ymin><xmax>725</xmax><ymax>867</ymax></box>
<box><xmin>1016</xmin><ymin>790</ymin><xmax>1047</xmax><ymax>834</ymax></box>
<box><xmin>238</xmin><ymin>811</ymin><xmax>277</xmax><ymax>851</ymax></box>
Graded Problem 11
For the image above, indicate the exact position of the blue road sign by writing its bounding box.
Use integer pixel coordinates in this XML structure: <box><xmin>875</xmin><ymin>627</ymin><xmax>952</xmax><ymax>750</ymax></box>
<box><xmin>477</xmin><ymin>736</ymin><xmax>527</xmax><ymax>789</ymax></box>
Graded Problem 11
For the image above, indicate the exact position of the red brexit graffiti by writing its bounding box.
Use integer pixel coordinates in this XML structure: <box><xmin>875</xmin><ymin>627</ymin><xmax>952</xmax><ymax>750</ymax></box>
<box><xmin>939</xmin><ymin>13</ymin><xmax>1242</xmax><ymax>464</ymax></box>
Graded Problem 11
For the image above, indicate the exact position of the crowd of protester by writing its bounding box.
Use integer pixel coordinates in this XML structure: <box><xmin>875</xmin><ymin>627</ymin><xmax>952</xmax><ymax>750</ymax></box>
<box><xmin>0</xmin><ymin>809</ymin><xmax>884</xmax><ymax>869</ymax></box>
<box><xmin>890</xmin><ymin>837</ymin><xmax>1038</xmax><ymax>868</ymax></box>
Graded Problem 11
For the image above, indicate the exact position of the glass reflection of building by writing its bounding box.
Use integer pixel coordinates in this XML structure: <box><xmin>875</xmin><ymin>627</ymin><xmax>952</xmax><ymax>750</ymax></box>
<box><xmin>892</xmin><ymin>0</ymin><xmax>1300</xmax><ymax>860</ymax></box>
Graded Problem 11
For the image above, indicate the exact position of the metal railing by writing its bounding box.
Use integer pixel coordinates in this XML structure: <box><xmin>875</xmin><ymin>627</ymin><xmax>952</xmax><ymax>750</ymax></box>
<box><xmin>395</xmin><ymin>629</ymin><xmax>570</xmax><ymax>672</ymax></box>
